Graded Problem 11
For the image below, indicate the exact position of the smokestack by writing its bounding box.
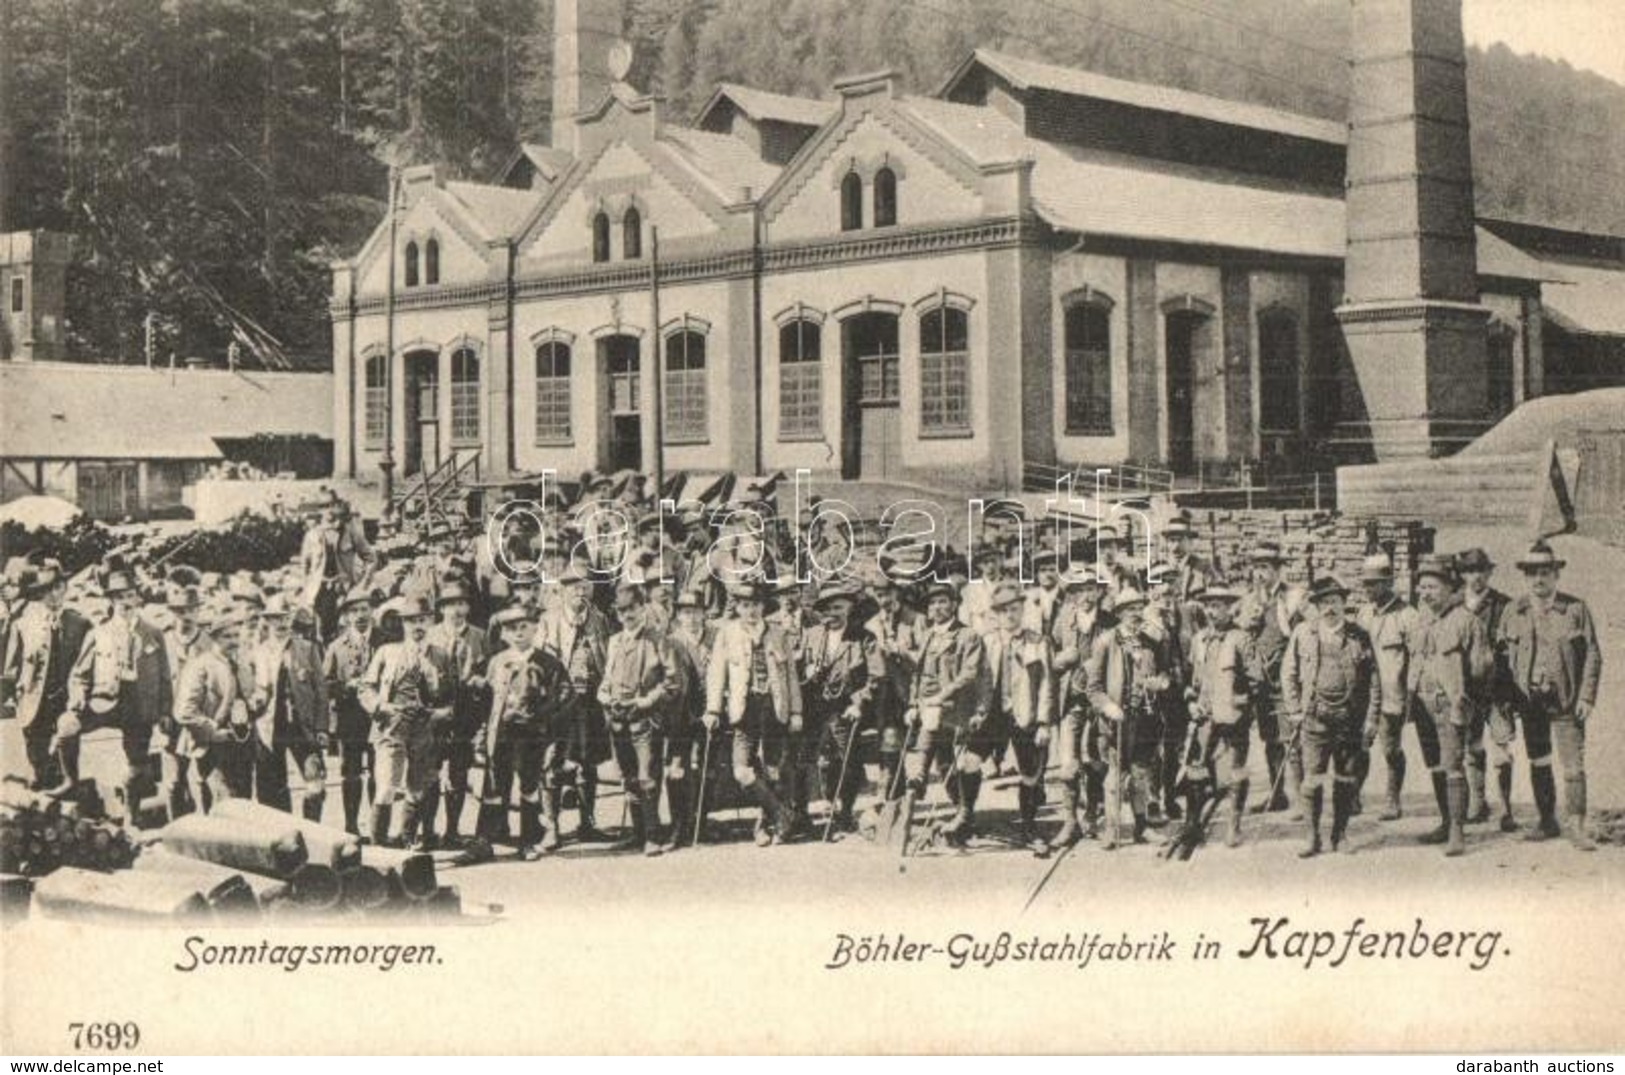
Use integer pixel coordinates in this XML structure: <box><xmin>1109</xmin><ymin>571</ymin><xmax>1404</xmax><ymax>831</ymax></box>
<box><xmin>1336</xmin><ymin>0</ymin><xmax>1491</xmax><ymax>460</ymax></box>
<box><xmin>551</xmin><ymin>0</ymin><xmax>625</xmax><ymax>155</ymax></box>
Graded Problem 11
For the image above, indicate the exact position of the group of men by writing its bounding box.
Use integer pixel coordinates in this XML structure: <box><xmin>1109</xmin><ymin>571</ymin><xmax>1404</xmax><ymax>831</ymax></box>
<box><xmin>0</xmin><ymin>479</ymin><xmax>1605</xmax><ymax>867</ymax></box>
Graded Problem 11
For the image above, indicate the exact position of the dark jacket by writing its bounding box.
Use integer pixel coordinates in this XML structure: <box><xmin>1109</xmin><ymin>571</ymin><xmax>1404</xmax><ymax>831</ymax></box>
<box><xmin>1498</xmin><ymin>592</ymin><xmax>1602</xmax><ymax>713</ymax></box>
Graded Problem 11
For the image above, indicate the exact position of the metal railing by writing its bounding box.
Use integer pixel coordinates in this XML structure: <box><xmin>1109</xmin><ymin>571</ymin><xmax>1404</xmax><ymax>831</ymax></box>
<box><xmin>391</xmin><ymin>450</ymin><xmax>481</xmax><ymax>530</ymax></box>
<box><xmin>1022</xmin><ymin>460</ymin><xmax>1175</xmax><ymax>497</ymax></box>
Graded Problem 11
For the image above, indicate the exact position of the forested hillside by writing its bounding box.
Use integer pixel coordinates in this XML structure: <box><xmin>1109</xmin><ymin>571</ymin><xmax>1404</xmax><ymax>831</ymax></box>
<box><xmin>5</xmin><ymin>0</ymin><xmax>1621</xmax><ymax>369</ymax></box>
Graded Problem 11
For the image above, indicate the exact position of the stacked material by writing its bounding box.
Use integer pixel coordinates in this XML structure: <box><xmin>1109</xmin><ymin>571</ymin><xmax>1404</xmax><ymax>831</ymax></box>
<box><xmin>0</xmin><ymin>778</ymin><xmax>136</xmax><ymax>877</ymax></box>
<box><xmin>1193</xmin><ymin>510</ymin><xmax>1435</xmax><ymax>599</ymax></box>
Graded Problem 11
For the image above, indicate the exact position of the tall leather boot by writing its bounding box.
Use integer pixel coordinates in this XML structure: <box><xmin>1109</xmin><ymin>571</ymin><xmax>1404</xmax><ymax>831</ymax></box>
<box><xmin>1017</xmin><ymin>782</ymin><xmax>1040</xmax><ymax>845</ymax></box>
<box><xmin>415</xmin><ymin>787</ymin><xmax>440</xmax><ymax>850</ymax></box>
<box><xmin>1564</xmin><ymin>774</ymin><xmax>1595</xmax><ymax>851</ymax></box>
<box><xmin>341</xmin><ymin>778</ymin><xmax>363</xmax><ymax>836</ymax></box>
<box><xmin>1495</xmin><ymin>763</ymin><xmax>1518</xmax><ymax>833</ymax></box>
<box><xmin>1128</xmin><ymin>769</ymin><xmax>1150</xmax><ymax>843</ymax></box>
<box><xmin>396</xmin><ymin>796</ymin><xmax>422</xmax><ymax>850</ymax></box>
<box><xmin>1419</xmin><ymin>771</ymin><xmax>1450</xmax><ymax>844</ymax></box>
<box><xmin>541</xmin><ymin>786</ymin><xmax>563</xmax><ymax>851</ymax></box>
<box><xmin>1465</xmin><ymin>748</ymin><xmax>1490</xmax><ymax>822</ymax></box>
<box><xmin>518</xmin><ymin>797</ymin><xmax>544</xmax><ymax>859</ymax></box>
<box><xmin>369</xmin><ymin>802</ymin><xmax>393</xmax><ymax>847</ymax></box>
<box><xmin>948</xmin><ymin>770</ymin><xmax>981</xmax><ymax>847</ymax></box>
<box><xmin>1330</xmin><ymin>780</ymin><xmax>1354</xmax><ymax>853</ymax></box>
<box><xmin>1525</xmin><ymin>764</ymin><xmax>1561</xmax><ymax>840</ymax></box>
<box><xmin>1350</xmin><ymin>750</ymin><xmax>1369</xmax><ymax>815</ymax></box>
<box><xmin>1380</xmin><ymin>751</ymin><xmax>1405</xmax><ymax>820</ymax></box>
<box><xmin>1102</xmin><ymin>764</ymin><xmax>1125</xmax><ymax>851</ymax></box>
<box><xmin>300</xmin><ymin>788</ymin><xmax>326</xmax><ymax>825</ymax></box>
<box><xmin>1299</xmin><ymin>783</ymin><xmax>1323</xmax><ymax>858</ymax></box>
<box><xmin>442</xmin><ymin>789</ymin><xmax>466</xmax><ymax>846</ymax></box>
<box><xmin>748</xmin><ymin>778</ymin><xmax>788</xmax><ymax>846</ymax></box>
<box><xmin>1048</xmin><ymin>780</ymin><xmax>1081</xmax><ymax>851</ymax></box>
<box><xmin>1083</xmin><ymin>767</ymin><xmax>1105</xmax><ymax>838</ymax></box>
<box><xmin>576</xmin><ymin>771</ymin><xmax>605</xmax><ymax>842</ymax></box>
<box><xmin>1226</xmin><ymin>779</ymin><xmax>1248</xmax><ymax>848</ymax></box>
<box><xmin>1445</xmin><ymin>775</ymin><xmax>1467</xmax><ymax>857</ymax></box>
<box><xmin>880</xmin><ymin>752</ymin><xmax>904</xmax><ymax>801</ymax></box>
<box><xmin>664</xmin><ymin>777</ymin><xmax>689</xmax><ymax>852</ymax></box>
<box><xmin>642</xmin><ymin>784</ymin><xmax>665</xmax><ymax>856</ymax></box>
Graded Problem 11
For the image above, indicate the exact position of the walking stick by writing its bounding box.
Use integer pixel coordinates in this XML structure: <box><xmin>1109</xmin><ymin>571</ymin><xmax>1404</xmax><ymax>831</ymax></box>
<box><xmin>1111</xmin><ymin>711</ymin><xmax>1127</xmax><ymax>849</ymax></box>
<box><xmin>1262</xmin><ymin>719</ymin><xmax>1305</xmax><ymax>819</ymax></box>
<box><xmin>691</xmin><ymin>728</ymin><xmax>712</xmax><ymax>847</ymax></box>
<box><xmin>1023</xmin><ymin>829</ymin><xmax>1077</xmax><ymax>913</ymax></box>
<box><xmin>822</xmin><ymin>718</ymin><xmax>861</xmax><ymax>843</ymax></box>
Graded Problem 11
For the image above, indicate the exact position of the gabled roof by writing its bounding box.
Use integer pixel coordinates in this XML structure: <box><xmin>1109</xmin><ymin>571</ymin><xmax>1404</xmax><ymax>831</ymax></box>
<box><xmin>0</xmin><ymin>362</ymin><xmax>332</xmax><ymax>460</ymax></box>
<box><xmin>941</xmin><ymin>48</ymin><xmax>1348</xmax><ymax>147</ymax></box>
<box><xmin>697</xmin><ymin>83</ymin><xmax>838</xmax><ymax>130</ymax></box>
<box><xmin>659</xmin><ymin>126</ymin><xmax>782</xmax><ymax>202</ymax></box>
<box><xmin>496</xmin><ymin>143</ymin><xmax>574</xmax><ymax>187</ymax></box>
<box><xmin>1533</xmin><ymin>257</ymin><xmax>1625</xmax><ymax>336</ymax></box>
<box><xmin>445</xmin><ymin>181</ymin><xmax>545</xmax><ymax>239</ymax></box>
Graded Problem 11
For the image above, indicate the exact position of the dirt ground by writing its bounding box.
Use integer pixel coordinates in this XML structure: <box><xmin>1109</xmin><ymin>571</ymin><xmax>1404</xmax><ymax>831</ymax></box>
<box><xmin>5</xmin><ymin>525</ymin><xmax>1620</xmax><ymax>920</ymax></box>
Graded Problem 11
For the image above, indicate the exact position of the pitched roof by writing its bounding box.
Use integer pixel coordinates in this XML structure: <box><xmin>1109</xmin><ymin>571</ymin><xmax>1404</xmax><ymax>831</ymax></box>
<box><xmin>1535</xmin><ymin>257</ymin><xmax>1625</xmax><ymax>336</ymax></box>
<box><xmin>0</xmin><ymin>362</ymin><xmax>332</xmax><ymax>459</ymax></box>
<box><xmin>699</xmin><ymin>83</ymin><xmax>837</xmax><ymax>129</ymax></box>
<box><xmin>659</xmin><ymin>126</ymin><xmax>782</xmax><ymax>202</ymax></box>
<box><xmin>445</xmin><ymin>181</ymin><xmax>545</xmax><ymax>239</ymax></box>
<box><xmin>947</xmin><ymin>48</ymin><xmax>1347</xmax><ymax>147</ymax></box>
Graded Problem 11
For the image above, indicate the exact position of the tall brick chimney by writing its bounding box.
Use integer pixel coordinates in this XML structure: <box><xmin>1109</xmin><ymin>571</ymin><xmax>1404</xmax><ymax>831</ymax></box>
<box><xmin>551</xmin><ymin>0</ymin><xmax>625</xmax><ymax>154</ymax></box>
<box><xmin>1336</xmin><ymin>0</ymin><xmax>1492</xmax><ymax>459</ymax></box>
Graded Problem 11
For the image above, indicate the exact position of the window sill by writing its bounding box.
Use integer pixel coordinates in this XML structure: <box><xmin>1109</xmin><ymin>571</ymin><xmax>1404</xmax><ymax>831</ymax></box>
<box><xmin>450</xmin><ymin>438</ymin><xmax>482</xmax><ymax>448</ymax></box>
<box><xmin>1064</xmin><ymin>427</ymin><xmax>1116</xmax><ymax>438</ymax></box>
<box><xmin>533</xmin><ymin>438</ymin><xmax>575</xmax><ymax>448</ymax></box>
<box><xmin>664</xmin><ymin>437</ymin><xmax>710</xmax><ymax>447</ymax></box>
<box><xmin>777</xmin><ymin>432</ymin><xmax>825</xmax><ymax>443</ymax></box>
<box><xmin>362</xmin><ymin>441</ymin><xmax>385</xmax><ymax>452</ymax></box>
<box><xmin>919</xmin><ymin>427</ymin><xmax>975</xmax><ymax>440</ymax></box>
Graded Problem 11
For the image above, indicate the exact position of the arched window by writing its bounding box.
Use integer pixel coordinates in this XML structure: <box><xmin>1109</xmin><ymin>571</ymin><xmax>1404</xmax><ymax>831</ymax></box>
<box><xmin>424</xmin><ymin>238</ymin><xmax>440</xmax><ymax>285</ymax></box>
<box><xmin>450</xmin><ymin>347</ymin><xmax>480</xmax><ymax>444</ymax></box>
<box><xmin>847</xmin><ymin>311</ymin><xmax>900</xmax><ymax>405</ymax></box>
<box><xmin>840</xmin><ymin>172</ymin><xmax>863</xmax><ymax>232</ymax></box>
<box><xmin>1064</xmin><ymin>297</ymin><xmax>1113</xmax><ymax>435</ymax></box>
<box><xmin>779</xmin><ymin>319</ymin><xmax>822</xmax><ymax>439</ymax></box>
<box><xmin>1258</xmin><ymin>309</ymin><xmax>1301</xmax><ymax>433</ymax></box>
<box><xmin>873</xmin><ymin>167</ymin><xmax>897</xmax><ymax>228</ymax></box>
<box><xmin>664</xmin><ymin>329</ymin><xmax>708</xmax><ymax>443</ymax></box>
<box><xmin>363</xmin><ymin>352</ymin><xmax>388</xmax><ymax>447</ymax></box>
<box><xmin>403</xmin><ymin>241</ymin><xmax>419</xmax><ymax>287</ymax></box>
<box><xmin>535</xmin><ymin>341</ymin><xmax>572</xmax><ymax>443</ymax></box>
<box><xmin>919</xmin><ymin>305</ymin><xmax>970</xmax><ymax>433</ymax></box>
<box><xmin>623</xmin><ymin>207</ymin><xmax>642</xmax><ymax>260</ymax></box>
<box><xmin>592</xmin><ymin>212</ymin><xmax>611</xmax><ymax>263</ymax></box>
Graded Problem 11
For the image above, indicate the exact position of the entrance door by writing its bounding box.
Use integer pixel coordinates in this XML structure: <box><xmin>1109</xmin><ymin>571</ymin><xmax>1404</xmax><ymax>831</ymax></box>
<box><xmin>842</xmin><ymin>312</ymin><xmax>901</xmax><ymax>480</ymax></box>
<box><xmin>1164</xmin><ymin>312</ymin><xmax>1203</xmax><ymax>473</ymax></box>
<box><xmin>404</xmin><ymin>350</ymin><xmax>440</xmax><ymax>476</ymax></box>
<box><xmin>601</xmin><ymin>335</ymin><xmax>642</xmax><ymax>471</ymax></box>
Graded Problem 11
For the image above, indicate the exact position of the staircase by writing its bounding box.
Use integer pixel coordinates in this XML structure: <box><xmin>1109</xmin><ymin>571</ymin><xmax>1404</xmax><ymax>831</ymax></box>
<box><xmin>391</xmin><ymin>450</ymin><xmax>481</xmax><ymax>533</ymax></box>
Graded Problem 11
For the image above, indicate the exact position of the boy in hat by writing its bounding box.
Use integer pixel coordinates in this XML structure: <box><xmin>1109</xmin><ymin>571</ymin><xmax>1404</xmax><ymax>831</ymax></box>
<box><xmin>360</xmin><ymin>595</ymin><xmax>451</xmax><ymax>847</ymax></box>
<box><xmin>1049</xmin><ymin>566</ymin><xmax>1115</xmax><ymax>849</ymax></box>
<box><xmin>248</xmin><ymin>594</ymin><xmax>329</xmax><ymax>822</ymax></box>
<box><xmin>1282</xmin><ymin>577</ymin><xmax>1381</xmax><ymax>856</ymax></box>
<box><xmin>902</xmin><ymin>580</ymin><xmax>987</xmax><ymax>846</ymax></box>
<box><xmin>802</xmin><ymin>581</ymin><xmax>886</xmax><ymax>835</ymax></box>
<box><xmin>1185</xmin><ymin>584</ymin><xmax>1253</xmax><ymax>849</ymax></box>
<box><xmin>1455</xmin><ymin>548</ymin><xmax>1518</xmax><ymax>830</ymax></box>
<box><xmin>1238</xmin><ymin>540</ymin><xmax>1307</xmax><ymax>816</ymax></box>
<box><xmin>1411</xmin><ymin>555</ymin><xmax>1492</xmax><ymax>855</ymax></box>
<box><xmin>1498</xmin><ymin>540</ymin><xmax>1602</xmax><ymax>850</ymax></box>
<box><xmin>480</xmin><ymin>602</ymin><xmax>576</xmax><ymax>858</ymax></box>
<box><xmin>423</xmin><ymin>581</ymin><xmax>490</xmax><ymax>848</ymax></box>
<box><xmin>1085</xmin><ymin>587</ymin><xmax>1171</xmax><ymax>849</ymax></box>
<box><xmin>1355</xmin><ymin>552</ymin><xmax>1419</xmax><ymax>821</ymax></box>
<box><xmin>2</xmin><ymin>560</ymin><xmax>93</xmax><ymax>790</ymax></box>
<box><xmin>323</xmin><ymin>586</ymin><xmax>378</xmax><ymax>835</ymax></box>
<box><xmin>599</xmin><ymin>583</ymin><xmax>682</xmax><ymax>855</ymax></box>
<box><xmin>704</xmin><ymin>581</ymin><xmax>802</xmax><ymax>845</ymax></box>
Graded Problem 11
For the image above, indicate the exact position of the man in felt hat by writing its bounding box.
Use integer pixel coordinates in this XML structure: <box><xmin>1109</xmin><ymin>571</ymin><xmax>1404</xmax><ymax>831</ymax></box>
<box><xmin>1143</xmin><ymin>564</ymin><xmax>1194</xmax><ymax>824</ymax></box>
<box><xmin>598</xmin><ymin>583</ymin><xmax>682</xmax><ymax>855</ymax></box>
<box><xmin>3</xmin><ymin>559</ymin><xmax>93</xmax><ymax>790</ymax></box>
<box><xmin>865</xmin><ymin>566</ymin><xmax>924</xmax><ymax>801</ymax></box>
<box><xmin>157</xmin><ymin>582</ymin><xmax>210</xmax><ymax>819</ymax></box>
<box><xmin>1084</xmin><ymin>586</ymin><xmax>1171</xmax><ymax>849</ymax></box>
<box><xmin>1498</xmin><ymin>539</ymin><xmax>1602</xmax><ymax>850</ymax></box>
<box><xmin>1237</xmin><ymin>540</ymin><xmax>1307</xmax><ymax>816</ymax></box>
<box><xmin>1455</xmin><ymin>547</ymin><xmax>1518</xmax><ymax>831</ymax></box>
<box><xmin>663</xmin><ymin>588</ymin><xmax>715</xmax><ymax>850</ymax></box>
<box><xmin>246</xmin><ymin>593</ymin><xmax>330</xmax><ymax>822</ymax></box>
<box><xmin>536</xmin><ymin>562</ymin><xmax>614</xmax><ymax>843</ymax></box>
<box><xmin>1282</xmin><ymin>577</ymin><xmax>1381</xmax><ymax>856</ymax></box>
<box><xmin>323</xmin><ymin>585</ymin><xmax>378</xmax><ymax>835</ymax></box>
<box><xmin>801</xmin><ymin>580</ymin><xmax>885</xmax><ymax>835</ymax></box>
<box><xmin>1162</xmin><ymin>511</ymin><xmax>1212</xmax><ymax>605</ymax></box>
<box><xmin>1185</xmin><ymin>584</ymin><xmax>1254</xmax><ymax>849</ymax></box>
<box><xmin>1049</xmin><ymin>566</ymin><xmax>1115</xmax><ymax>849</ymax></box>
<box><xmin>173</xmin><ymin>603</ymin><xmax>256</xmax><ymax>808</ymax></box>
<box><xmin>960</xmin><ymin>545</ymin><xmax>1012</xmax><ymax>636</ymax></box>
<box><xmin>1406</xmin><ymin>556</ymin><xmax>1490</xmax><ymax>857</ymax></box>
<box><xmin>1354</xmin><ymin>551</ymin><xmax>1420</xmax><ymax>822</ymax></box>
<box><xmin>299</xmin><ymin>493</ymin><xmax>374</xmax><ymax>641</ymax></box>
<box><xmin>479</xmin><ymin>602</ymin><xmax>576</xmax><ymax>858</ymax></box>
<box><xmin>704</xmin><ymin>579</ymin><xmax>802</xmax><ymax>845</ymax></box>
<box><xmin>900</xmin><ymin>579</ymin><xmax>987</xmax><ymax>845</ymax></box>
<box><xmin>360</xmin><ymin>594</ymin><xmax>451</xmax><ymax>847</ymax></box>
<box><xmin>1024</xmin><ymin>549</ymin><xmax>1066</xmax><ymax>639</ymax></box>
<box><xmin>421</xmin><ymin>580</ymin><xmax>490</xmax><ymax>848</ymax></box>
<box><xmin>980</xmin><ymin>581</ymin><xmax>1054</xmax><ymax>848</ymax></box>
<box><xmin>69</xmin><ymin>564</ymin><xmax>172</xmax><ymax>821</ymax></box>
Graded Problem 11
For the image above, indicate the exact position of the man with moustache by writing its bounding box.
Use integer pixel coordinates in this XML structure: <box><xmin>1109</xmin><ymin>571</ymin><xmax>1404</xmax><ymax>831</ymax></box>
<box><xmin>2</xmin><ymin>561</ymin><xmax>93</xmax><ymax>791</ymax></box>
<box><xmin>423</xmin><ymin>581</ymin><xmax>490</xmax><ymax>848</ymax></box>
<box><xmin>1455</xmin><ymin>548</ymin><xmax>1518</xmax><ymax>831</ymax></box>
<box><xmin>1085</xmin><ymin>586</ymin><xmax>1171</xmax><ymax>850</ymax></box>
<box><xmin>1049</xmin><ymin>566</ymin><xmax>1114</xmax><ymax>849</ymax></box>
<box><xmin>801</xmin><ymin>580</ymin><xmax>886</xmax><ymax>836</ymax></box>
<box><xmin>324</xmin><ymin>586</ymin><xmax>378</xmax><ymax>835</ymax></box>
